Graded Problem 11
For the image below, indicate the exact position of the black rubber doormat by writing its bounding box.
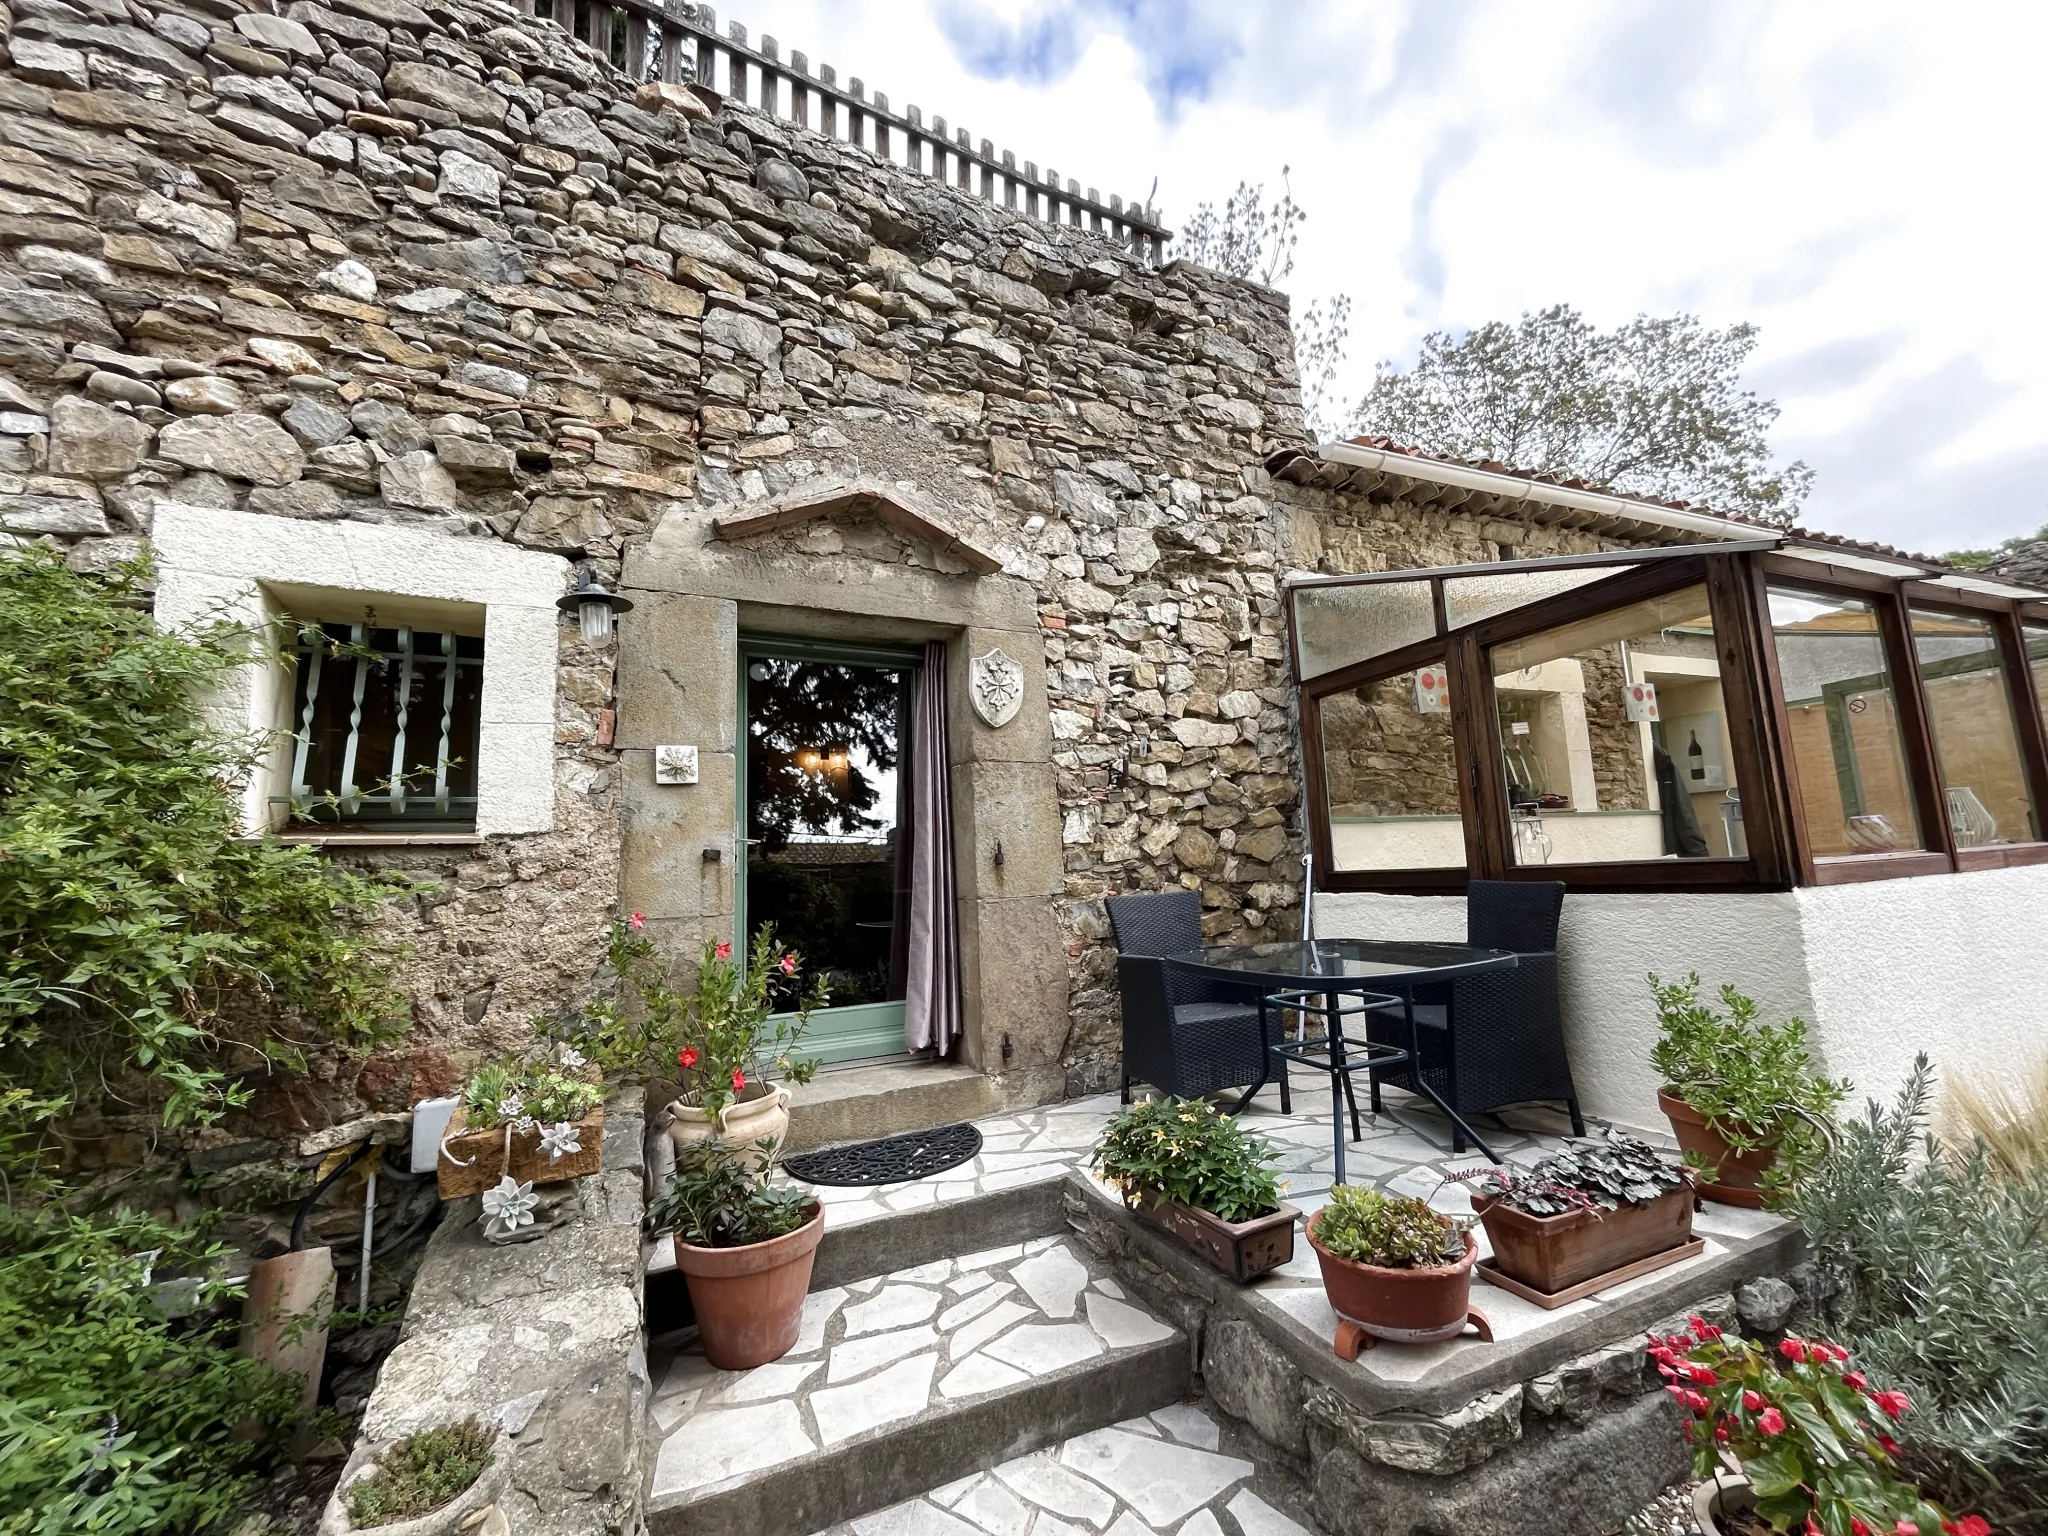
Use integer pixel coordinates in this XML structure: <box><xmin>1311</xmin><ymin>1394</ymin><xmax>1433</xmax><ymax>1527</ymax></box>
<box><xmin>782</xmin><ymin>1122</ymin><xmax>984</xmax><ymax>1186</ymax></box>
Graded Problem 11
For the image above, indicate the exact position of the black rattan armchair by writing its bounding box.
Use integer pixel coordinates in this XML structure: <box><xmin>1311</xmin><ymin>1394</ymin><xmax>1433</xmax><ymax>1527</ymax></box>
<box><xmin>1106</xmin><ymin>890</ymin><xmax>1273</xmax><ymax>1107</ymax></box>
<box><xmin>1365</xmin><ymin>880</ymin><xmax>1584</xmax><ymax>1152</ymax></box>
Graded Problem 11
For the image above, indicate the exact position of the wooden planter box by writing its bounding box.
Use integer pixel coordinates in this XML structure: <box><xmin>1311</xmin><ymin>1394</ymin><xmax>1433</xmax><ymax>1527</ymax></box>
<box><xmin>1130</xmin><ymin>1192</ymin><xmax>1300</xmax><ymax>1281</ymax></box>
<box><xmin>1473</xmin><ymin>1183</ymin><xmax>1697</xmax><ymax>1304</ymax></box>
<box><xmin>435</xmin><ymin>1101</ymin><xmax>604</xmax><ymax>1199</ymax></box>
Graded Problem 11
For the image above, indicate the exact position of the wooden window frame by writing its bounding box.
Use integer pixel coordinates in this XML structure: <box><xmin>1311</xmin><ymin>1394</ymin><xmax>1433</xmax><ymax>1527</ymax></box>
<box><xmin>1290</xmin><ymin>545</ymin><xmax>2048</xmax><ymax>895</ymax></box>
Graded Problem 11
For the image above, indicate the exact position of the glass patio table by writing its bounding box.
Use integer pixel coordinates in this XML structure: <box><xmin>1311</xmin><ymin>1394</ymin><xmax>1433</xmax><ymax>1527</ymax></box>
<box><xmin>1163</xmin><ymin>939</ymin><xmax>1518</xmax><ymax>1174</ymax></box>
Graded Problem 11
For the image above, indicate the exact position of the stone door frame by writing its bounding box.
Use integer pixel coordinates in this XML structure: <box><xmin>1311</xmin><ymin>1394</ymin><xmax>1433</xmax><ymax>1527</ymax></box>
<box><xmin>617</xmin><ymin>529</ymin><xmax>1069</xmax><ymax>1105</ymax></box>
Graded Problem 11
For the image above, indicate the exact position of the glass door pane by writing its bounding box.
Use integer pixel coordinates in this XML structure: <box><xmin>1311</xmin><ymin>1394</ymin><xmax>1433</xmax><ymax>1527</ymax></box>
<box><xmin>1317</xmin><ymin>663</ymin><xmax>1467</xmax><ymax>871</ymax></box>
<box><xmin>742</xmin><ymin>645</ymin><xmax>918</xmax><ymax>1063</ymax></box>
<box><xmin>1767</xmin><ymin>589</ymin><xmax>1923</xmax><ymax>856</ymax></box>
<box><xmin>1911</xmin><ymin>609</ymin><xmax>2040</xmax><ymax>846</ymax></box>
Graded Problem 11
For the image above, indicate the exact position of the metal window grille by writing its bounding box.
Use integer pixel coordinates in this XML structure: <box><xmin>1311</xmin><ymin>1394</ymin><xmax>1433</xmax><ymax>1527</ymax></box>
<box><xmin>282</xmin><ymin>623</ymin><xmax>485</xmax><ymax>826</ymax></box>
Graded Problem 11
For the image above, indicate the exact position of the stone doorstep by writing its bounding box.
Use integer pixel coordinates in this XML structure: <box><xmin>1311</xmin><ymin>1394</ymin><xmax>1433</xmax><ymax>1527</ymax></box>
<box><xmin>784</xmin><ymin>1059</ymin><xmax>1037</xmax><ymax>1154</ymax></box>
<box><xmin>643</xmin><ymin>1236</ymin><xmax>1191</xmax><ymax>1536</ymax></box>
<box><xmin>1063</xmin><ymin>1171</ymin><xmax>1805</xmax><ymax>1424</ymax></box>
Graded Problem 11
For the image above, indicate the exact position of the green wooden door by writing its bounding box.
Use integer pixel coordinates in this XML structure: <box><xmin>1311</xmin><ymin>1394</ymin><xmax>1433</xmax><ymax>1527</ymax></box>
<box><xmin>737</xmin><ymin>635</ymin><xmax>923</xmax><ymax>1065</ymax></box>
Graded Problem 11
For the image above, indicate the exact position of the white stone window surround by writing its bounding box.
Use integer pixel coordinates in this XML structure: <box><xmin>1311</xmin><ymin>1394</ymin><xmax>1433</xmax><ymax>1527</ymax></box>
<box><xmin>149</xmin><ymin>504</ymin><xmax>568</xmax><ymax>837</ymax></box>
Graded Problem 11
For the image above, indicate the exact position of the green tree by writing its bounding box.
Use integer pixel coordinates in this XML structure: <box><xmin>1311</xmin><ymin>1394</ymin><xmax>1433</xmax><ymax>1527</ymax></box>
<box><xmin>1354</xmin><ymin>304</ymin><xmax>1815</xmax><ymax>527</ymax></box>
<box><xmin>0</xmin><ymin>547</ymin><xmax>406</xmax><ymax>1134</ymax></box>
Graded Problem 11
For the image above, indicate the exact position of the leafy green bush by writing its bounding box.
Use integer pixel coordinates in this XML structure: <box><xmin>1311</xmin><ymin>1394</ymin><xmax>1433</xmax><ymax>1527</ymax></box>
<box><xmin>649</xmin><ymin>1136</ymin><xmax>812</xmax><ymax>1248</ymax></box>
<box><xmin>0</xmin><ymin>546</ymin><xmax>406</xmax><ymax>1130</ymax></box>
<box><xmin>0</xmin><ymin>1204</ymin><xmax>312</xmax><ymax>1534</ymax></box>
<box><xmin>1090</xmin><ymin>1096</ymin><xmax>1283</xmax><ymax>1222</ymax></box>
<box><xmin>1649</xmin><ymin>972</ymin><xmax>1845</xmax><ymax>1174</ymax></box>
<box><xmin>346</xmin><ymin>1418</ymin><xmax>496</xmax><ymax>1528</ymax></box>
<box><xmin>1312</xmin><ymin>1186</ymin><xmax>1464</xmax><ymax>1268</ymax></box>
<box><xmin>1779</xmin><ymin>1055</ymin><xmax>2048</xmax><ymax>1530</ymax></box>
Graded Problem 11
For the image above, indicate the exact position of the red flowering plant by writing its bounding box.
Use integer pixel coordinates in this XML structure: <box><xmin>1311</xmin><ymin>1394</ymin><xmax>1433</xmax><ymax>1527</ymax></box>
<box><xmin>582</xmin><ymin>919</ymin><xmax>826</xmax><ymax>1113</ymax></box>
<box><xmin>1649</xmin><ymin>1319</ymin><xmax>1991</xmax><ymax>1536</ymax></box>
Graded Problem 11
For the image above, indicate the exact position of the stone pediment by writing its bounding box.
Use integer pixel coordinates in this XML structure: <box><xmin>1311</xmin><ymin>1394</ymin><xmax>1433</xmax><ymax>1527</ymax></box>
<box><xmin>710</xmin><ymin>480</ymin><xmax>1004</xmax><ymax>576</ymax></box>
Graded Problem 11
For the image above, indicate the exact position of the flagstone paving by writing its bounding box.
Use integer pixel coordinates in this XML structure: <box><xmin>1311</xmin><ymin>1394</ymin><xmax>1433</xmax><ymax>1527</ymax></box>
<box><xmin>806</xmin><ymin>1403</ymin><xmax>1319</xmax><ymax>1536</ymax></box>
<box><xmin>648</xmin><ymin>1235</ymin><xmax>1182</xmax><ymax>1505</ymax></box>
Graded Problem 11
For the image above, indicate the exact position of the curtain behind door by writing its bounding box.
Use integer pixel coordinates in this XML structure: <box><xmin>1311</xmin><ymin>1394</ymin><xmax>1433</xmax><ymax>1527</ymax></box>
<box><xmin>904</xmin><ymin>641</ymin><xmax>962</xmax><ymax>1053</ymax></box>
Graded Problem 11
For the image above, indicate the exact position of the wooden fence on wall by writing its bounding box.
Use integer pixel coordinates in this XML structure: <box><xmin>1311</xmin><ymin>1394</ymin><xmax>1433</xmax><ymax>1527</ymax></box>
<box><xmin>524</xmin><ymin>0</ymin><xmax>1174</xmax><ymax>262</ymax></box>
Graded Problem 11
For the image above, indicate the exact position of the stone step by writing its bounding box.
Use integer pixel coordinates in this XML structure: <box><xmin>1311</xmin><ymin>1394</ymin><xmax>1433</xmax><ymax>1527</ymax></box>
<box><xmin>786</xmin><ymin>1060</ymin><xmax>1023</xmax><ymax>1154</ymax></box>
<box><xmin>806</xmin><ymin>1401</ymin><xmax>1328</xmax><ymax>1536</ymax></box>
<box><xmin>645</xmin><ymin>1235</ymin><xmax>1190</xmax><ymax>1536</ymax></box>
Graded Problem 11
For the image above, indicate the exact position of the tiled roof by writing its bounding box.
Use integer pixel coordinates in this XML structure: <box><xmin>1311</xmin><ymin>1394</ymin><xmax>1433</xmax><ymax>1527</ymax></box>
<box><xmin>1268</xmin><ymin>436</ymin><xmax>2030</xmax><ymax>585</ymax></box>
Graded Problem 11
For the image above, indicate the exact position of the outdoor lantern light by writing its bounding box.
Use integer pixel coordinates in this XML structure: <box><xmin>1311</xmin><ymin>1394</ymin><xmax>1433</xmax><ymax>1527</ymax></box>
<box><xmin>557</xmin><ymin>566</ymin><xmax>633</xmax><ymax>644</ymax></box>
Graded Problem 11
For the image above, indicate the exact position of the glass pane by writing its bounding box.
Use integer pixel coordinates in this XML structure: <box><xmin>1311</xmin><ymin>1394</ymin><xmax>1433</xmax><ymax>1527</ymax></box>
<box><xmin>1318</xmin><ymin>664</ymin><xmax>1466</xmax><ymax>871</ymax></box>
<box><xmin>1293</xmin><ymin>580</ymin><xmax>1435</xmax><ymax>681</ymax></box>
<box><xmin>746</xmin><ymin>656</ymin><xmax>914</xmax><ymax>1006</ymax></box>
<box><xmin>2027</xmin><ymin>624</ymin><xmax>2048</xmax><ymax>732</ymax></box>
<box><xmin>1489</xmin><ymin>584</ymin><xmax>1742</xmax><ymax>865</ymax></box>
<box><xmin>1768</xmin><ymin>590</ymin><xmax>1923</xmax><ymax>856</ymax></box>
<box><xmin>1443</xmin><ymin>565</ymin><xmax>1635</xmax><ymax>629</ymax></box>
<box><xmin>1911</xmin><ymin>609</ymin><xmax>2039</xmax><ymax>846</ymax></box>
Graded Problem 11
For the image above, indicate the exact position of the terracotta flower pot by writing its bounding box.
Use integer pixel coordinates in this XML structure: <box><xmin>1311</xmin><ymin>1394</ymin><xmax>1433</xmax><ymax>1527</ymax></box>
<box><xmin>1473</xmin><ymin>1183</ymin><xmax>1695</xmax><ymax>1296</ymax></box>
<box><xmin>1305</xmin><ymin>1211</ymin><xmax>1477</xmax><ymax>1345</ymax></box>
<box><xmin>1659</xmin><ymin>1090</ymin><xmax>1778</xmax><ymax>1209</ymax></box>
<box><xmin>666</xmin><ymin>1080</ymin><xmax>791</xmax><ymax>1169</ymax></box>
<box><xmin>672</xmin><ymin>1201</ymin><xmax>824</xmax><ymax>1371</ymax></box>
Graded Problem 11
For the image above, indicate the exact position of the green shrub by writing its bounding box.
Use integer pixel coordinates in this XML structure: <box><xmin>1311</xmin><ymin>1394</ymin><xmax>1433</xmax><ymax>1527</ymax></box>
<box><xmin>0</xmin><ymin>1204</ymin><xmax>313</xmax><ymax>1535</ymax></box>
<box><xmin>1649</xmin><ymin>972</ymin><xmax>1845</xmax><ymax>1178</ymax></box>
<box><xmin>1780</xmin><ymin>1055</ymin><xmax>2048</xmax><ymax>1530</ymax></box>
<box><xmin>346</xmin><ymin>1418</ymin><xmax>496</xmax><ymax>1528</ymax></box>
<box><xmin>648</xmin><ymin>1137</ymin><xmax>811</xmax><ymax>1248</ymax></box>
<box><xmin>1312</xmin><ymin>1186</ymin><xmax>1464</xmax><ymax>1268</ymax></box>
<box><xmin>0</xmin><ymin>546</ymin><xmax>407</xmax><ymax>1130</ymax></box>
<box><xmin>1090</xmin><ymin>1096</ymin><xmax>1283</xmax><ymax>1222</ymax></box>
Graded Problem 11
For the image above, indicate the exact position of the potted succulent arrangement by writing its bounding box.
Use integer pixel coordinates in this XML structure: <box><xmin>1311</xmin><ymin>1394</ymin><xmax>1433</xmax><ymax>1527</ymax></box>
<box><xmin>1305</xmin><ymin>1185</ymin><xmax>1489</xmax><ymax>1358</ymax></box>
<box><xmin>588</xmin><ymin>916</ymin><xmax>824</xmax><ymax>1169</ymax></box>
<box><xmin>435</xmin><ymin>1042</ymin><xmax>603</xmax><ymax>1200</ymax></box>
<box><xmin>1090</xmin><ymin>1096</ymin><xmax>1300</xmax><ymax>1280</ymax></box>
<box><xmin>1650</xmin><ymin>1317</ymin><xmax>1993</xmax><ymax>1536</ymax></box>
<box><xmin>1454</xmin><ymin>1135</ymin><xmax>1698</xmax><ymax>1305</ymax></box>
<box><xmin>650</xmin><ymin>1134</ymin><xmax>824</xmax><ymax>1371</ymax></box>
<box><xmin>1650</xmin><ymin>973</ymin><xmax>1845</xmax><ymax>1208</ymax></box>
<box><xmin>321</xmin><ymin>1416</ymin><xmax>503</xmax><ymax>1535</ymax></box>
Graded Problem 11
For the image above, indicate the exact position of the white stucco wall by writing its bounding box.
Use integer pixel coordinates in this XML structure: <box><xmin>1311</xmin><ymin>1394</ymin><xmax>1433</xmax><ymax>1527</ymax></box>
<box><xmin>150</xmin><ymin>505</ymin><xmax>567</xmax><ymax>835</ymax></box>
<box><xmin>1316</xmin><ymin>869</ymin><xmax>2048</xmax><ymax>1132</ymax></box>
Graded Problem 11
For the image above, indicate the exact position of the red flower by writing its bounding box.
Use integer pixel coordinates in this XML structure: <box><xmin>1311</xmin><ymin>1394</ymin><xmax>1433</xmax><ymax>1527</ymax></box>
<box><xmin>1806</xmin><ymin>1521</ymin><xmax>1824</xmax><ymax>1536</ymax></box>
<box><xmin>1742</xmin><ymin>1390</ymin><xmax>1766</xmax><ymax>1412</ymax></box>
<box><xmin>630</xmin><ymin>911</ymin><xmax>645</xmax><ymax>930</ymax></box>
<box><xmin>1687</xmin><ymin>1364</ymin><xmax>1718</xmax><ymax>1387</ymax></box>
<box><xmin>779</xmin><ymin>952</ymin><xmax>797</xmax><ymax>975</ymax></box>
<box><xmin>1845</xmin><ymin>1371</ymin><xmax>1868</xmax><ymax>1391</ymax></box>
<box><xmin>1781</xmin><ymin>1338</ymin><xmax>1810</xmax><ymax>1364</ymax></box>
<box><xmin>732</xmin><ymin>1068</ymin><xmax>746</xmax><ymax>1090</ymax></box>
<box><xmin>1757</xmin><ymin>1407</ymin><xmax>1787</xmax><ymax>1436</ymax></box>
<box><xmin>1944</xmin><ymin>1517</ymin><xmax>1993</xmax><ymax>1536</ymax></box>
<box><xmin>1878</xmin><ymin>1432</ymin><xmax>1904</xmax><ymax>1458</ymax></box>
<box><xmin>1714</xmin><ymin>1423</ymin><xmax>1729</xmax><ymax>1442</ymax></box>
<box><xmin>1896</xmin><ymin>1523</ymin><xmax>1919</xmax><ymax>1535</ymax></box>
<box><xmin>715</xmin><ymin>940</ymin><xmax>733</xmax><ymax>961</ymax></box>
<box><xmin>678</xmin><ymin>1047</ymin><xmax>699</xmax><ymax>1068</ymax></box>
<box><xmin>1853</xmin><ymin>1521</ymin><xmax>1872</xmax><ymax>1536</ymax></box>
<box><xmin>1687</xmin><ymin>1313</ymin><xmax>1723</xmax><ymax>1340</ymax></box>
<box><xmin>1685</xmin><ymin>1390</ymin><xmax>1710</xmax><ymax>1417</ymax></box>
<box><xmin>1873</xmin><ymin>1389</ymin><xmax>1911</xmax><ymax>1421</ymax></box>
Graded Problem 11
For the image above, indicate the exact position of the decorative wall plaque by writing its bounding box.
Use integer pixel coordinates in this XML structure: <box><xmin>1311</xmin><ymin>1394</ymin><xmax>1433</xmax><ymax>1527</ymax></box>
<box><xmin>969</xmin><ymin>647</ymin><xmax>1024</xmax><ymax>728</ymax></box>
<box><xmin>654</xmin><ymin>744</ymin><xmax>700</xmax><ymax>784</ymax></box>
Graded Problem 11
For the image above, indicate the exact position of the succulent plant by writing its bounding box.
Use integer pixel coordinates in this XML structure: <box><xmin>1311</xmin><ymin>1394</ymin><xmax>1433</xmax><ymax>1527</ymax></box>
<box><xmin>1313</xmin><ymin>1185</ymin><xmax>1464</xmax><ymax>1269</ymax></box>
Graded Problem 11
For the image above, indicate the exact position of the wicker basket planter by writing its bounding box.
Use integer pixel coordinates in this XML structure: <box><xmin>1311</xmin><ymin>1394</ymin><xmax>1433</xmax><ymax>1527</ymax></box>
<box><xmin>1129</xmin><ymin>1191</ymin><xmax>1299</xmax><ymax>1281</ymax></box>
<box><xmin>435</xmin><ymin>1100</ymin><xmax>604</xmax><ymax>1200</ymax></box>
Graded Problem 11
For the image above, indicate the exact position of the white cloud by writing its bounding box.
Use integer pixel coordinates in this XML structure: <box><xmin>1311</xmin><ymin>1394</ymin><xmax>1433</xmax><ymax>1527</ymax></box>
<box><xmin>724</xmin><ymin>0</ymin><xmax>2048</xmax><ymax>554</ymax></box>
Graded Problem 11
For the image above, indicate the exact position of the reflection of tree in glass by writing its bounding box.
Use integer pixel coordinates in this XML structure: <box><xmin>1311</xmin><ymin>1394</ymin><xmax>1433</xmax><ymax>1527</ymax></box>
<box><xmin>747</xmin><ymin>660</ymin><xmax>903</xmax><ymax>851</ymax></box>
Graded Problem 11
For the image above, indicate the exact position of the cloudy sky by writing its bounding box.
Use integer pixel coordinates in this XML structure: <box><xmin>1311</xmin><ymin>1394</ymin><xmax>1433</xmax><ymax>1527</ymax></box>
<box><xmin>736</xmin><ymin>1</ymin><xmax>2047</xmax><ymax>558</ymax></box>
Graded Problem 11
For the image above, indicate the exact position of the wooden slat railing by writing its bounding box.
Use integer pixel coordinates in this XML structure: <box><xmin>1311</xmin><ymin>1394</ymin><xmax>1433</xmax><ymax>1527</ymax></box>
<box><xmin>525</xmin><ymin>0</ymin><xmax>1173</xmax><ymax>263</ymax></box>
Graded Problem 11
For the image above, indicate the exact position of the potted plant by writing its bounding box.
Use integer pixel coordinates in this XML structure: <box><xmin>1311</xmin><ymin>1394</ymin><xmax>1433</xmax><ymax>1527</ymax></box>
<box><xmin>321</xmin><ymin>1416</ymin><xmax>502</xmax><ymax>1535</ymax></box>
<box><xmin>435</xmin><ymin>1043</ymin><xmax>603</xmax><ymax>1200</ymax></box>
<box><xmin>1305</xmin><ymin>1185</ymin><xmax>1485</xmax><ymax>1354</ymax></box>
<box><xmin>1454</xmin><ymin>1135</ymin><xmax>1696</xmax><ymax>1302</ymax></box>
<box><xmin>1649</xmin><ymin>1317</ymin><xmax>1993</xmax><ymax>1536</ymax></box>
<box><xmin>1090</xmin><ymin>1096</ymin><xmax>1299</xmax><ymax>1280</ymax></box>
<box><xmin>650</xmin><ymin>1135</ymin><xmax>823</xmax><ymax>1371</ymax></box>
<box><xmin>588</xmin><ymin>917</ymin><xmax>824</xmax><ymax>1169</ymax></box>
<box><xmin>1650</xmin><ymin>973</ymin><xmax>1846</xmax><ymax>1207</ymax></box>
